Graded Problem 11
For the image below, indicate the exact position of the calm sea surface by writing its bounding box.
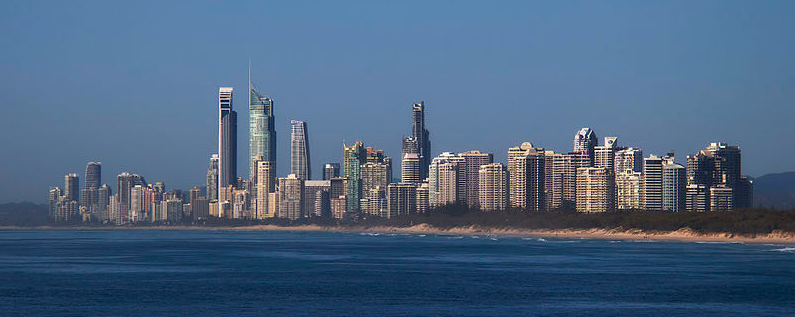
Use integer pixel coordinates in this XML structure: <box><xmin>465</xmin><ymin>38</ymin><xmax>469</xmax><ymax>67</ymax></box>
<box><xmin>0</xmin><ymin>229</ymin><xmax>793</xmax><ymax>316</ymax></box>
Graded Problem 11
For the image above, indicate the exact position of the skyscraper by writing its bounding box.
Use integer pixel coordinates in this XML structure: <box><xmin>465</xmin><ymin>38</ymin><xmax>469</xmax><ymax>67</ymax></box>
<box><xmin>80</xmin><ymin>187</ymin><xmax>97</xmax><ymax>212</ymax></box>
<box><xmin>48</xmin><ymin>187</ymin><xmax>61</xmax><ymax>219</ymax></box>
<box><xmin>429</xmin><ymin>152</ymin><xmax>465</xmax><ymax>207</ymax></box>
<box><xmin>478</xmin><ymin>163</ymin><xmax>508</xmax><ymax>211</ymax></box>
<box><xmin>84</xmin><ymin>162</ymin><xmax>101</xmax><ymax>190</ymax></box>
<box><xmin>98</xmin><ymin>183</ymin><xmax>111</xmax><ymax>215</ymax></box>
<box><xmin>343</xmin><ymin>141</ymin><xmax>365</xmax><ymax>212</ymax></box>
<box><xmin>361</xmin><ymin>161</ymin><xmax>391</xmax><ymax>195</ymax></box>
<box><xmin>116</xmin><ymin>172</ymin><xmax>145</xmax><ymax>224</ymax></box>
<box><xmin>562</xmin><ymin>152</ymin><xmax>591</xmax><ymax>209</ymax></box>
<box><xmin>416</xmin><ymin>181</ymin><xmax>429</xmax><ymax>214</ymax></box>
<box><xmin>615</xmin><ymin>147</ymin><xmax>643</xmax><ymax>174</ymax></box>
<box><xmin>117</xmin><ymin>173</ymin><xmax>134</xmax><ymax>223</ymax></box>
<box><xmin>507</xmin><ymin>143</ymin><xmax>545</xmax><ymax>212</ymax></box>
<box><xmin>662</xmin><ymin>161</ymin><xmax>686</xmax><ymax>212</ymax></box>
<box><xmin>304</xmin><ymin>180</ymin><xmax>331</xmax><ymax>217</ymax></box>
<box><xmin>403</xmin><ymin>102</ymin><xmax>431</xmax><ymax>180</ymax></box>
<box><xmin>387</xmin><ymin>183</ymin><xmax>417</xmax><ymax>218</ymax></box>
<box><xmin>290</xmin><ymin>120</ymin><xmax>311</xmax><ymax>180</ymax></box>
<box><xmin>643</xmin><ymin>155</ymin><xmax>663</xmax><ymax>211</ymax></box>
<box><xmin>573</xmin><ymin>127</ymin><xmax>598</xmax><ymax>163</ymax></box>
<box><xmin>543</xmin><ymin>151</ymin><xmax>565</xmax><ymax>211</ymax></box>
<box><xmin>437</xmin><ymin>160</ymin><xmax>464</xmax><ymax>206</ymax></box>
<box><xmin>616</xmin><ymin>170</ymin><xmax>642</xmax><ymax>210</ymax></box>
<box><xmin>401</xmin><ymin>153</ymin><xmax>421</xmax><ymax>184</ymax></box>
<box><xmin>278</xmin><ymin>174</ymin><xmax>304</xmax><ymax>220</ymax></box>
<box><xmin>576</xmin><ymin>167</ymin><xmax>615</xmax><ymax>213</ymax></box>
<box><xmin>323</xmin><ymin>163</ymin><xmax>340</xmax><ymax>180</ymax></box>
<box><xmin>218</xmin><ymin>87</ymin><xmax>237</xmax><ymax>200</ymax></box>
<box><xmin>687</xmin><ymin>142</ymin><xmax>748</xmax><ymax>210</ymax></box>
<box><xmin>249</xmin><ymin>78</ymin><xmax>276</xmax><ymax>179</ymax></box>
<box><xmin>707</xmin><ymin>142</ymin><xmax>741</xmax><ymax>188</ymax></box>
<box><xmin>130</xmin><ymin>185</ymin><xmax>144</xmax><ymax>222</ymax></box>
<box><xmin>686</xmin><ymin>184</ymin><xmax>709</xmax><ymax>212</ymax></box>
<box><xmin>256</xmin><ymin>160</ymin><xmax>276</xmax><ymax>219</ymax></box>
<box><xmin>710</xmin><ymin>186</ymin><xmax>733</xmax><ymax>211</ymax></box>
<box><xmin>594</xmin><ymin>137</ymin><xmax>619</xmax><ymax>171</ymax></box>
<box><xmin>459</xmin><ymin>150</ymin><xmax>494</xmax><ymax>208</ymax></box>
<box><xmin>64</xmin><ymin>173</ymin><xmax>79</xmax><ymax>202</ymax></box>
<box><xmin>206</xmin><ymin>154</ymin><xmax>219</xmax><ymax>201</ymax></box>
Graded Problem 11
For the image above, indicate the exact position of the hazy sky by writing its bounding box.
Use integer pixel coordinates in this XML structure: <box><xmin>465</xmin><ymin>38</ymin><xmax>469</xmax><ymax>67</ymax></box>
<box><xmin>2</xmin><ymin>1</ymin><xmax>794</xmax><ymax>203</ymax></box>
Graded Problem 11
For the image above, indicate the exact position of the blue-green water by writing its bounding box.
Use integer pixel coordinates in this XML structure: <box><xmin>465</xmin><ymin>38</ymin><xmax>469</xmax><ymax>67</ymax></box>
<box><xmin>0</xmin><ymin>229</ymin><xmax>793</xmax><ymax>316</ymax></box>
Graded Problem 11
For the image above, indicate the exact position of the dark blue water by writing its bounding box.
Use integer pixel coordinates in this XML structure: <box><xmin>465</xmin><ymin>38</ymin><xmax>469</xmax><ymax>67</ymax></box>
<box><xmin>0</xmin><ymin>230</ymin><xmax>793</xmax><ymax>316</ymax></box>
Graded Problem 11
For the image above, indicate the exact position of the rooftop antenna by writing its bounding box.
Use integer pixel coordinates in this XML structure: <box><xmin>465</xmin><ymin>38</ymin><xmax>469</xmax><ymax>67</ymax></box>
<box><xmin>248</xmin><ymin>58</ymin><xmax>252</xmax><ymax>107</ymax></box>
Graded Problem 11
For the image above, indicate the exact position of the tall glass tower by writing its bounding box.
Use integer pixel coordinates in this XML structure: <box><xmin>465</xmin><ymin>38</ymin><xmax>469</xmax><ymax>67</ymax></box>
<box><xmin>249</xmin><ymin>75</ymin><xmax>276</xmax><ymax>180</ymax></box>
<box><xmin>84</xmin><ymin>162</ymin><xmax>101</xmax><ymax>190</ymax></box>
<box><xmin>411</xmin><ymin>102</ymin><xmax>430</xmax><ymax>180</ymax></box>
<box><xmin>290</xmin><ymin>120</ymin><xmax>311</xmax><ymax>180</ymax></box>
<box><xmin>218</xmin><ymin>87</ymin><xmax>237</xmax><ymax>199</ymax></box>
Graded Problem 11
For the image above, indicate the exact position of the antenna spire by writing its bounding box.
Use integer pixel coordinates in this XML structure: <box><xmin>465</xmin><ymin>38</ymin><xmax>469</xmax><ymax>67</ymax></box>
<box><xmin>248</xmin><ymin>58</ymin><xmax>252</xmax><ymax>107</ymax></box>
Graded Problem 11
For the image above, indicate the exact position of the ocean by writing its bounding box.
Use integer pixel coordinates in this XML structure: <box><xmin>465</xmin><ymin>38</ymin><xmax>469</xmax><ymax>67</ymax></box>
<box><xmin>0</xmin><ymin>229</ymin><xmax>792</xmax><ymax>316</ymax></box>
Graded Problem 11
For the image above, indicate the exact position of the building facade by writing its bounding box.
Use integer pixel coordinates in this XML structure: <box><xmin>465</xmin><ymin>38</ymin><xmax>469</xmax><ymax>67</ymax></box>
<box><xmin>290</xmin><ymin>120</ymin><xmax>311</xmax><ymax>180</ymax></box>
<box><xmin>218</xmin><ymin>87</ymin><xmax>237</xmax><ymax>200</ymax></box>
<box><xmin>387</xmin><ymin>183</ymin><xmax>417</xmax><ymax>218</ymax></box>
<box><xmin>249</xmin><ymin>82</ymin><xmax>276</xmax><ymax>179</ymax></box>
<box><xmin>323</xmin><ymin>163</ymin><xmax>340</xmax><ymax>180</ymax></box>
<box><xmin>478</xmin><ymin>163</ymin><xmax>507</xmax><ymax>211</ymax></box>
<box><xmin>576</xmin><ymin>167</ymin><xmax>615</xmax><ymax>213</ymax></box>
<box><xmin>459</xmin><ymin>150</ymin><xmax>494</xmax><ymax>208</ymax></box>
<box><xmin>507</xmin><ymin>143</ymin><xmax>545</xmax><ymax>212</ymax></box>
<box><xmin>278</xmin><ymin>174</ymin><xmax>304</xmax><ymax>220</ymax></box>
<box><xmin>662</xmin><ymin>162</ymin><xmax>686</xmax><ymax>212</ymax></box>
<box><xmin>429</xmin><ymin>152</ymin><xmax>465</xmax><ymax>207</ymax></box>
<box><xmin>643</xmin><ymin>155</ymin><xmax>663</xmax><ymax>211</ymax></box>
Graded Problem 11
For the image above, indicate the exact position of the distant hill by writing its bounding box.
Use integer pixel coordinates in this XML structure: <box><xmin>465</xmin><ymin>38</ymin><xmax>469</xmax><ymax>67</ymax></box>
<box><xmin>753</xmin><ymin>172</ymin><xmax>795</xmax><ymax>210</ymax></box>
<box><xmin>0</xmin><ymin>202</ymin><xmax>49</xmax><ymax>226</ymax></box>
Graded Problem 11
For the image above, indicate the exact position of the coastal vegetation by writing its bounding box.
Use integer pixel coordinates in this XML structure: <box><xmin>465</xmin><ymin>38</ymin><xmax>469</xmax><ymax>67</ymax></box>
<box><xmin>364</xmin><ymin>204</ymin><xmax>795</xmax><ymax>235</ymax></box>
<box><xmin>2</xmin><ymin>202</ymin><xmax>795</xmax><ymax>235</ymax></box>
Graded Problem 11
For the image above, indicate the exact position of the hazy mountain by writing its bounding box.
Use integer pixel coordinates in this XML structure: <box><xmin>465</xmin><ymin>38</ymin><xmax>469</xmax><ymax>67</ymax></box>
<box><xmin>753</xmin><ymin>172</ymin><xmax>795</xmax><ymax>210</ymax></box>
<box><xmin>0</xmin><ymin>202</ymin><xmax>49</xmax><ymax>226</ymax></box>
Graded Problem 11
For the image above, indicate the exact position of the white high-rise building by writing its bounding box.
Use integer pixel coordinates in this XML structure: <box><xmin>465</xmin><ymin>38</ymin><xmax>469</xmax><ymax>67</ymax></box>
<box><xmin>643</xmin><ymin>155</ymin><xmax>663</xmax><ymax>211</ymax></box>
<box><xmin>428</xmin><ymin>152</ymin><xmax>465</xmax><ymax>207</ymax></box>
<box><xmin>615</xmin><ymin>148</ymin><xmax>643</xmax><ymax>174</ymax></box>
<box><xmin>290</xmin><ymin>120</ymin><xmax>311</xmax><ymax>180</ymax></box>
<box><xmin>478</xmin><ymin>163</ymin><xmax>507</xmax><ymax>211</ymax></box>
<box><xmin>130</xmin><ymin>185</ymin><xmax>144</xmax><ymax>222</ymax></box>
<box><xmin>401</xmin><ymin>153</ymin><xmax>422</xmax><ymax>184</ymax></box>
<box><xmin>576</xmin><ymin>167</ymin><xmax>615</xmax><ymax>213</ymax></box>
<box><xmin>415</xmin><ymin>181</ymin><xmax>429</xmax><ymax>213</ymax></box>
<box><xmin>437</xmin><ymin>161</ymin><xmax>463</xmax><ymax>206</ymax></box>
<box><xmin>594</xmin><ymin>137</ymin><xmax>620</xmax><ymax>171</ymax></box>
<box><xmin>616</xmin><ymin>170</ymin><xmax>642</xmax><ymax>210</ymax></box>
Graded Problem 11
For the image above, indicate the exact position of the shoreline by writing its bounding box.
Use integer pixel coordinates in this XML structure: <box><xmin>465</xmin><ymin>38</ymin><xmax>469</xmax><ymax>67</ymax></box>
<box><xmin>1</xmin><ymin>224</ymin><xmax>794</xmax><ymax>244</ymax></box>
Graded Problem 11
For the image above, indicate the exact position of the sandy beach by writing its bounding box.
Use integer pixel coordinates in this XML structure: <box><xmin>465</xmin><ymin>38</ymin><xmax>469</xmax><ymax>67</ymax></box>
<box><xmin>220</xmin><ymin>224</ymin><xmax>795</xmax><ymax>244</ymax></box>
<box><xmin>8</xmin><ymin>224</ymin><xmax>792</xmax><ymax>244</ymax></box>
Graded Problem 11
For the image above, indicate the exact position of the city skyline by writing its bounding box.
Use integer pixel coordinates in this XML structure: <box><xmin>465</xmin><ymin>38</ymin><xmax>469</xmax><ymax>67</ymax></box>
<box><xmin>34</xmin><ymin>79</ymin><xmax>769</xmax><ymax>206</ymax></box>
<box><xmin>3</xmin><ymin>1</ymin><xmax>795</xmax><ymax>203</ymax></box>
<box><xmin>45</xmin><ymin>71</ymin><xmax>754</xmax><ymax>223</ymax></box>
<box><xmin>33</xmin><ymin>73</ymin><xmax>764</xmax><ymax>208</ymax></box>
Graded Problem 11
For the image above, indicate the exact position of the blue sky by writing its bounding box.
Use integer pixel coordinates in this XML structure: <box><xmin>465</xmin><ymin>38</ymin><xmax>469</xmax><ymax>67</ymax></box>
<box><xmin>1</xmin><ymin>1</ymin><xmax>793</xmax><ymax>203</ymax></box>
